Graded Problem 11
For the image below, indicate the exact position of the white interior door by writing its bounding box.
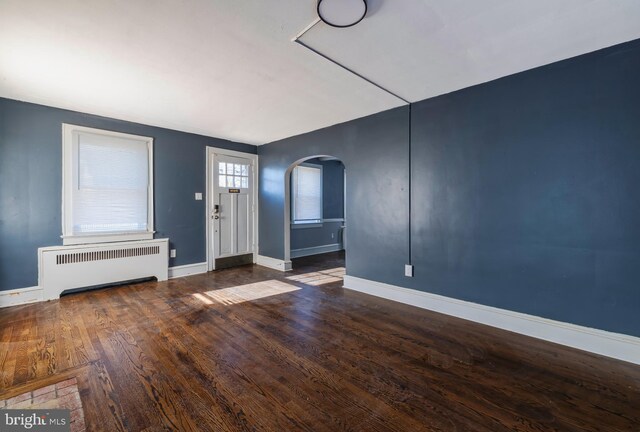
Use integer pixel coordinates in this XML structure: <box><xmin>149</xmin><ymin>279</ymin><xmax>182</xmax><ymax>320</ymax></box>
<box><xmin>210</xmin><ymin>153</ymin><xmax>254</xmax><ymax>269</ymax></box>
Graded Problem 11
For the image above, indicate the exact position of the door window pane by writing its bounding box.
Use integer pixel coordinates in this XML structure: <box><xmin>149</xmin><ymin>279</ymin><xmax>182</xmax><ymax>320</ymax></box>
<box><xmin>218</xmin><ymin>162</ymin><xmax>250</xmax><ymax>189</ymax></box>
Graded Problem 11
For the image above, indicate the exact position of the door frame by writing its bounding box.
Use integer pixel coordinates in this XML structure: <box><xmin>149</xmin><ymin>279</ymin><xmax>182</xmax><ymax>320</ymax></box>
<box><xmin>206</xmin><ymin>147</ymin><xmax>259</xmax><ymax>271</ymax></box>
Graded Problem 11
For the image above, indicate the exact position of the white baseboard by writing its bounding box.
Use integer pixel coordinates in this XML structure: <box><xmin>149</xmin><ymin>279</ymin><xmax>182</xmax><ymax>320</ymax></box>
<box><xmin>168</xmin><ymin>262</ymin><xmax>208</xmax><ymax>279</ymax></box>
<box><xmin>290</xmin><ymin>243</ymin><xmax>342</xmax><ymax>259</ymax></box>
<box><xmin>257</xmin><ymin>255</ymin><xmax>292</xmax><ymax>272</ymax></box>
<box><xmin>343</xmin><ymin>275</ymin><xmax>640</xmax><ymax>366</ymax></box>
<box><xmin>1</xmin><ymin>262</ymin><xmax>207</xmax><ymax>308</ymax></box>
<box><xmin>0</xmin><ymin>286</ymin><xmax>44</xmax><ymax>308</ymax></box>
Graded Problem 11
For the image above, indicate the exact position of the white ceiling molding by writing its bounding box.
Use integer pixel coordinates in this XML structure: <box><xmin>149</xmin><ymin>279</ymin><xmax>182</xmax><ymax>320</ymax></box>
<box><xmin>1</xmin><ymin>0</ymin><xmax>639</xmax><ymax>145</ymax></box>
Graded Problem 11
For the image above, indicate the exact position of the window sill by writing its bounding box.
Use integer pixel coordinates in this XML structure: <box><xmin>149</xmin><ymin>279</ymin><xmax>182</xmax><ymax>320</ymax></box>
<box><xmin>62</xmin><ymin>231</ymin><xmax>154</xmax><ymax>245</ymax></box>
<box><xmin>291</xmin><ymin>222</ymin><xmax>322</xmax><ymax>230</ymax></box>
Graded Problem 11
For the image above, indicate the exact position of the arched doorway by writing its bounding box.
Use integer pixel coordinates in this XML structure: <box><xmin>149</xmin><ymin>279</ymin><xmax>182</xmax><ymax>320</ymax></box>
<box><xmin>284</xmin><ymin>155</ymin><xmax>346</xmax><ymax>269</ymax></box>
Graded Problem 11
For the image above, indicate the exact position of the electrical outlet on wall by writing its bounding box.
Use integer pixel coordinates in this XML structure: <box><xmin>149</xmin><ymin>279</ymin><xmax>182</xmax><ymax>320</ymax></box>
<box><xmin>195</xmin><ymin>192</ymin><xmax>203</xmax><ymax>200</ymax></box>
<box><xmin>170</xmin><ymin>249</ymin><xmax>177</xmax><ymax>258</ymax></box>
<box><xmin>405</xmin><ymin>264</ymin><xmax>413</xmax><ymax>277</ymax></box>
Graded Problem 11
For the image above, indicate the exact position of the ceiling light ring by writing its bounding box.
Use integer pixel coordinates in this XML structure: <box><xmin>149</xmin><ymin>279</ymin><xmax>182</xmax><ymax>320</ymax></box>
<box><xmin>317</xmin><ymin>0</ymin><xmax>368</xmax><ymax>28</ymax></box>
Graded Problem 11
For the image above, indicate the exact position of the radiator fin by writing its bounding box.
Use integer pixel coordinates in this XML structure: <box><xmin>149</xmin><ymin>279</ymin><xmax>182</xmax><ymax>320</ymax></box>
<box><xmin>55</xmin><ymin>246</ymin><xmax>160</xmax><ymax>265</ymax></box>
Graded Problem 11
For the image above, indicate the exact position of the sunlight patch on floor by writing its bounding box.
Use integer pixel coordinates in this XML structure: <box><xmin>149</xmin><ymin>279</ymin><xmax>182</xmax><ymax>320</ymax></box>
<box><xmin>286</xmin><ymin>267</ymin><xmax>346</xmax><ymax>286</ymax></box>
<box><xmin>193</xmin><ymin>279</ymin><xmax>300</xmax><ymax>306</ymax></box>
<box><xmin>192</xmin><ymin>293</ymin><xmax>213</xmax><ymax>305</ymax></box>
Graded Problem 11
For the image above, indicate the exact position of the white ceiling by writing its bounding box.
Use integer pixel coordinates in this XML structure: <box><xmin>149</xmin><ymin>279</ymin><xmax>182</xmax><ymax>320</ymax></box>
<box><xmin>1</xmin><ymin>1</ymin><xmax>640</xmax><ymax>145</ymax></box>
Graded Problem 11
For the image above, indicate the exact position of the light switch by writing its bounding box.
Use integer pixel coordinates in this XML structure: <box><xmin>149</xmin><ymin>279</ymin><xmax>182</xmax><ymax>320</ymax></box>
<box><xmin>170</xmin><ymin>249</ymin><xmax>177</xmax><ymax>258</ymax></box>
<box><xmin>195</xmin><ymin>192</ymin><xmax>203</xmax><ymax>200</ymax></box>
<box><xmin>405</xmin><ymin>264</ymin><xmax>414</xmax><ymax>277</ymax></box>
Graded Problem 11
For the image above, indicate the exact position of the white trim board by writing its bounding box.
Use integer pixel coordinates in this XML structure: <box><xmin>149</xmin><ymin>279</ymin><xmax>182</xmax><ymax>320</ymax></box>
<box><xmin>0</xmin><ymin>286</ymin><xmax>43</xmax><ymax>308</ymax></box>
<box><xmin>290</xmin><ymin>243</ymin><xmax>342</xmax><ymax>259</ymax></box>
<box><xmin>168</xmin><ymin>262</ymin><xmax>208</xmax><ymax>279</ymax></box>
<box><xmin>257</xmin><ymin>255</ymin><xmax>292</xmax><ymax>272</ymax></box>
<box><xmin>290</xmin><ymin>219</ymin><xmax>344</xmax><ymax>229</ymax></box>
<box><xmin>343</xmin><ymin>275</ymin><xmax>640</xmax><ymax>366</ymax></box>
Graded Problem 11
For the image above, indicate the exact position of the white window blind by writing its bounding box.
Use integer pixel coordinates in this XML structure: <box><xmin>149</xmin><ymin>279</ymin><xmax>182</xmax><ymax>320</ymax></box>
<box><xmin>292</xmin><ymin>165</ymin><xmax>322</xmax><ymax>223</ymax></box>
<box><xmin>62</xmin><ymin>124</ymin><xmax>153</xmax><ymax>244</ymax></box>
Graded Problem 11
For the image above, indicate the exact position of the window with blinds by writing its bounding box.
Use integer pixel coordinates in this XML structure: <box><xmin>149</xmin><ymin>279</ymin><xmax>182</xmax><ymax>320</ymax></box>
<box><xmin>292</xmin><ymin>164</ymin><xmax>322</xmax><ymax>223</ymax></box>
<box><xmin>62</xmin><ymin>124</ymin><xmax>154</xmax><ymax>244</ymax></box>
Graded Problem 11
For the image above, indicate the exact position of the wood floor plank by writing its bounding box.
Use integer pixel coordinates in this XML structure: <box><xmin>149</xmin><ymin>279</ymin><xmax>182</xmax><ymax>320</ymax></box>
<box><xmin>1</xmin><ymin>251</ymin><xmax>639</xmax><ymax>431</ymax></box>
<box><xmin>93</xmin><ymin>302</ymin><xmax>198</xmax><ymax>431</ymax></box>
<box><xmin>193</xmin><ymin>294</ymin><xmax>452</xmax><ymax>431</ymax></box>
<box><xmin>11</xmin><ymin>317</ymin><xmax>32</xmax><ymax>386</ymax></box>
<box><xmin>149</xmin><ymin>290</ymin><xmax>358</xmax><ymax>431</ymax></box>
<box><xmin>84</xmin><ymin>303</ymin><xmax>163</xmax><ymax>431</ymax></box>
<box><xmin>183</xmin><ymin>292</ymin><xmax>419</xmax><ymax>431</ymax></box>
<box><xmin>117</xmin><ymin>290</ymin><xmax>263</xmax><ymax>431</ymax></box>
<box><xmin>0</xmin><ymin>324</ymin><xmax>15</xmax><ymax>389</ymax></box>
<box><xmin>78</xmin><ymin>360</ymin><xmax>128</xmax><ymax>432</ymax></box>
<box><xmin>248</xmin><ymin>286</ymin><xmax>625</xmax><ymax>431</ymax></box>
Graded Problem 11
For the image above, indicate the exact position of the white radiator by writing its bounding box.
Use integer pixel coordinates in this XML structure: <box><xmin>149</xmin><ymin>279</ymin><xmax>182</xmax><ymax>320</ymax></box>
<box><xmin>38</xmin><ymin>239</ymin><xmax>169</xmax><ymax>300</ymax></box>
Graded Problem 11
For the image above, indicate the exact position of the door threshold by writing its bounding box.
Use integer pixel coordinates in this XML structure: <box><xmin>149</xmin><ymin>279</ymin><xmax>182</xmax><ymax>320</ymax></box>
<box><xmin>214</xmin><ymin>253</ymin><xmax>254</xmax><ymax>270</ymax></box>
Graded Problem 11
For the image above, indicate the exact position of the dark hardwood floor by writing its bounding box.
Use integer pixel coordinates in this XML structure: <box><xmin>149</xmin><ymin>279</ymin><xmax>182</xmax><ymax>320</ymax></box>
<box><xmin>1</xmin><ymin>251</ymin><xmax>639</xmax><ymax>431</ymax></box>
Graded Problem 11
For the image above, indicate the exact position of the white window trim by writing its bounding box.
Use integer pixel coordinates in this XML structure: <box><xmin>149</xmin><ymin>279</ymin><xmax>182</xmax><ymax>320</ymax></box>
<box><xmin>291</xmin><ymin>162</ymin><xmax>323</xmax><ymax>225</ymax></box>
<box><xmin>61</xmin><ymin>124</ymin><xmax>155</xmax><ymax>245</ymax></box>
<box><xmin>291</xmin><ymin>222</ymin><xmax>323</xmax><ymax>229</ymax></box>
<box><xmin>290</xmin><ymin>218</ymin><xmax>345</xmax><ymax>229</ymax></box>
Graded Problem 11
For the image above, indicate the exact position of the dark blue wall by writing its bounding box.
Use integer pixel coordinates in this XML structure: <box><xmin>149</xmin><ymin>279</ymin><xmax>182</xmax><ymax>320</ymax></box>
<box><xmin>258</xmin><ymin>107</ymin><xmax>410</xmax><ymax>275</ymax></box>
<box><xmin>290</xmin><ymin>221</ymin><xmax>344</xmax><ymax>252</ymax></box>
<box><xmin>318</xmin><ymin>159</ymin><xmax>345</xmax><ymax>219</ymax></box>
<box><xmin>259</xmin><ymin>39</ymin><xmax>640</xmax><ymax>337</ymax></box>
<box><xmin>0</xmin><ymin>98</ymin><xmax>255</xmax><ymax>291</ymax></box>
<box><xmin>290</xmin><ymin>158</ymin><xmax>345</xmax><ymax>253</ymax></box>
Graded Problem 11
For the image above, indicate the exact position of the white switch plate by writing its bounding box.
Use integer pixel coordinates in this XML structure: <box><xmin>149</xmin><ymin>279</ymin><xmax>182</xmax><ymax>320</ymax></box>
<box><xmin>405</xmin><ymin>264</ymin><xmax>413</xmax><ymax>277</ymax></box>
<box><xmin>195</xmin><ymin>192</ymin><xmax>203</xmax><ymax>200</ymax></box>
<box><xmin>170</xmin><ymin>249</ymin><xmax>177</xmax><ymax>258</ymax></box>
